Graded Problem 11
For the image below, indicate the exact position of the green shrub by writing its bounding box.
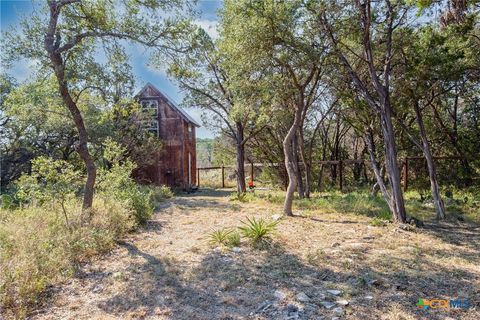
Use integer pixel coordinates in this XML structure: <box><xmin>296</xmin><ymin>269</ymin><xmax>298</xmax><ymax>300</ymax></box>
<box><xmin>148</xmin><ymin>185</ymin><xmax>174</xmax><ymax>204</ymax></box>
<box><xmin>97</xmin><ymin>139</ymin><xmax>154</xmax><ymax>224</ymax></box>
<box><xmin>239</xmin><ymin>217</ymin><xmax>278</xmax><ymax>248</ymax></box>
<box><xmin>370</xmin><ymin>217</ymin><xmax>389</xmax><ymax>227</ymax></box>
<box><xmin>208</xmin><ymin>228</ymin><xmax>233</xmax><ymax>246</ymax></box>
<box><xmin>226</xmin><ymin>231</ymin><xmax>241</xmax><ymax>247</ymax></box>
<box><xmin>229</xmin><ymin>192</ymin><xmax>255</xmax><ymax>202</ymax></box>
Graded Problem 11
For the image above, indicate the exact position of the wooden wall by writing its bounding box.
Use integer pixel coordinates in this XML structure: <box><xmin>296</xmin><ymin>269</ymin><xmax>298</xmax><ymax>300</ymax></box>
<box><xmin>133</xmin><ymin>84</ymin><xmax>197</xmax><ymax>189</ymax></box>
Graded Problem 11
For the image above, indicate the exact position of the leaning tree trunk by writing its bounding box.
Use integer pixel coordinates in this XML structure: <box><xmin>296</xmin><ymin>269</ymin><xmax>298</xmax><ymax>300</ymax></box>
<box><xmin>235</xmin><ymin>122</ymin><xmax>247</xmax><ymax>194</ymax></box>
<box><xmin>414</xmin><ymin>102</ymin><xmax>446</xmax><ymax>220</ymax></box>
<box><xmin>283</xmin><ymin>102</ymin><xmax>304</xmax><ymax>216</ymax></box>
<box><xmin>45</xmin><ymin>4</ymin><xmax>96</xmax><ymax>210</ymax></box>
<box><xmin>379</xmin><ymin>105</ymin><xmax>407</xmax><ymax>223</ymax></box>
<box><xmin>365</xmin><ymin>129</ymin><xmax>395</xmax><ymax>213</ymax></box>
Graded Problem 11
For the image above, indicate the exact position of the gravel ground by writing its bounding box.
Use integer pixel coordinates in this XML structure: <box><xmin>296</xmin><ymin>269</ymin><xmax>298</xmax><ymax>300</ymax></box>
<box><xmin>29</xmin><ymin>189</ymin><xmax>480</xmax><ymax>320</ymax></box>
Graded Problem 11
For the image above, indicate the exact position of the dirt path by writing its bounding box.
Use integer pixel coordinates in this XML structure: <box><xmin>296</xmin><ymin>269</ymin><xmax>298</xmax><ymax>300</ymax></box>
<box><xmin>30</xmin><ymin>190</ymin><xmax>480</xmax><ymax>320</ymax></box>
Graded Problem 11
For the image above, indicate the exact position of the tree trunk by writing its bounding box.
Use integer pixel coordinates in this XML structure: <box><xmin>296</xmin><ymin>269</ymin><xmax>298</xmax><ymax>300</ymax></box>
<box><xmin>414</xmin><ymin>102</ymin><xmax>446</xmax><ymax>220</ymax></box>
<box><xmin>365</xmin><ymin>129</ymin><xmax>395</xmax><ymax>213</ymax></box>
<box><xmin>292</xmin><ymin>133</ymin><xmax>305</xmax><ymax>198</ymax></box>
<box><xmin>379</xmin><ymin>103</ymin><xmax>407</xmax><ymax>223</ymax></box>
<box><xmin>45</xmin><ymin>3</ymin><xmax>96</xmax><ymax>210</ymax></box>
<box><xmin>235</xmin><ymin>122</ymin><xmax>247</xmax><ymax>194</ymax></box>
<box><xmin>283</xmin><ymin>103</ymin><xmax>304</xmax><ymax>216</ymax></box>
<box><xmin>298</xmin><ymin>128</ymin><xmax>310</xmax><ymax>198</ymax></box>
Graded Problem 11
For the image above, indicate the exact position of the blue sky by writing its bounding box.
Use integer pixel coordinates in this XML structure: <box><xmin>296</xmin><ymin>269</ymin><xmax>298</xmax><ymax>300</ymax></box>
<box><xmin>0</xmin><ymin>0</ymin><xmax>222</xmax><ymax>138</ymax></box>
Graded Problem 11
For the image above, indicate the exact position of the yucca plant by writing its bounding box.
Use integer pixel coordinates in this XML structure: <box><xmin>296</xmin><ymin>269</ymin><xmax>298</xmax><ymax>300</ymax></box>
<box><xmin>208</xmin><ymin>228</ymin><xmax>233</xmax><ymax>246</ymax></box>
<box><xmin>238</xmin><ymin>217</ymin><xmax>278</xmax><ymax>247</ymax></box>
<box><xmin>226</xmin><ymin>231</ymin><xmax>241</xmax><ymax>247</ymax></box>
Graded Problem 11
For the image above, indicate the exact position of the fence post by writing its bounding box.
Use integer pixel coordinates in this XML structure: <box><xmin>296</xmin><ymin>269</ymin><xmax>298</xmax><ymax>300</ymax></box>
<box><xmin>197</xmin><ymin>168</ymin><xmax>200</xmax><ymax>188</ymax></box>
<box><xmin>222</xmin><ymin>165</ymin><xmax>225</xmax><ymax>188</ymax></box>
<box><xmin>404</xmin><ymin>158</ymin><xmax>409</xmax><ymax>192</ymax></box>
<box><xmin>339</xmin><ymin>160</ymin><xmax>343</xmax><ymax>192</ymax></box>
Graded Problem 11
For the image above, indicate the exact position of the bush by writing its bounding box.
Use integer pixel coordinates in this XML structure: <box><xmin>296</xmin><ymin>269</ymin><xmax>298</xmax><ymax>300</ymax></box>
<box><xmin>239</xmin><ymin>217</ymin><xmax>278</xmax><ymax>248</ymax></box>
<box><xmin>148</xmin><ymin>185</ymin><xmax>174</xmax><ymax>206</ymax></box>
<box><xmin>96</xmin><ymin>139</ymin><xmax>154</xmax><ymax>224</ymax></box>
<box><xmin>229</xmin><ymin>191</ymin><xmax>255</xmax><ymax>202</ymax></box>
<box><xmin>0</xmin><ymin>198</ymin><xmax>135</xmax><ymax>318</ymax></box>
<box><xmin>208</xmin><ymin>228</ymin><xmax>233</xmax><ymax>246</ymax></box>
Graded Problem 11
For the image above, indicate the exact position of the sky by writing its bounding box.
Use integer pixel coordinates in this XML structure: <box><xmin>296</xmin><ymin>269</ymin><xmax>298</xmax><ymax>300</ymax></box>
<box><xmin>0</xmin><ymin>0</ymin><xmax>222</xmax><ymax>138</ymax></box>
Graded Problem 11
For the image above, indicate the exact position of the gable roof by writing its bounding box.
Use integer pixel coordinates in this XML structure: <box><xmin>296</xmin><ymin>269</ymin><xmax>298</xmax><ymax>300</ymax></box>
<box><xmin>136</xmin><ymin>83</ymin><xmax>201</xmax><ymax>127</ymax></box>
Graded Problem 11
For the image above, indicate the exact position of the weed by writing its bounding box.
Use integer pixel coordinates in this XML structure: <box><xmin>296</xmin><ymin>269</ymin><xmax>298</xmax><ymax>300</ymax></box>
<box><xmin>229</xmin><ymin>192</ymin><xmax>254</xmax><ymax>202</ymax></box>
<box><xmin>370</xmin><ymin>217</ymin><xmax>388</xmax><ymax>227</ymax></box>
<box><xmin>238</xmin><ymin>217</ymin><xmax>278</xmax><ymax>248</ymax></box>
<box><xmin>208</xmin><ymin>228</ymin><xmax>233</xmax><ymax>246</ymax></box>
<box><xmin>226</xmin><ymin>231</ymin><xmax>241</xmax><ymax>247</ymax></box>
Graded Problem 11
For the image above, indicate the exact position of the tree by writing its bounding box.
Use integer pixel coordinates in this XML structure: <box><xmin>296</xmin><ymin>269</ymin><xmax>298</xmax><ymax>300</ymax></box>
<box><xmin>2</xmin><ymin>0</ymin><xmax>188</xmax><ymax>209</ymax></box>
<box><xmin>318</xmin><ymin>0</ymin><xmax>410</xmax><ymax>223</ymax></box>
<box><xmin>164</xmin><ymin>24</ymin><xmax>267</xmax><ymax>194</ymax></box>
<box><xmin>220</xmin><ymin>0</ymin><xmax>326</xmax><ymax>215</ymax></box>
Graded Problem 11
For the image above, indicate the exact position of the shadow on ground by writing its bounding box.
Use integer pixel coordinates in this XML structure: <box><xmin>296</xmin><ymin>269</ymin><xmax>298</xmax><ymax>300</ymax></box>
<box><xmin>96</xmin><ymin>211</ymin><xmax>479</xmax><ymax>320</ymax></box>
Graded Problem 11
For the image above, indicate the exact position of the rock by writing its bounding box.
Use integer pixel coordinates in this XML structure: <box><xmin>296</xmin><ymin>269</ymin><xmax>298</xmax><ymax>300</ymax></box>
<box><xmin>296</xmin><ymin>292</ymin><xmax>311</xmax><ymax>302</ymax></box>
<box><xmin>287</xmin><ymin>304</ymin><xmax>298</xmax><ymax>313</ymax></box>
<box><xmin>272</xmin><ymin>214</ymin><xmax>283</xmax><ymax>221</ymax></box>
<box><xmin>274</xmin><ymin>289</ymin><xmax>287</xmax><ymax>301</ymax></box>
<box><xmin>336</xmin><ymin>299</ymin><xmax>349</xmax><ymax>306</ymax></box>
<box><xmin>256</xmin><ymin>301</ymin><xmax>272</xmax><ymax>313</ymax></box>
<box><xmin>367</xmin><ymin>279</ymin><xmax>378</xmax><ymax>287</ymax></box>
<box><xmin>333</xmin><ymin>307</ymin><xmax>344</xmax><ymax>315</ymax></box>
<box><xmin>320</xmin><ymin>301</ymin><xmax>336</xmax><ymax>309</ymax></box>
<box><xmin>91</xmin><ymin>285</ymin><xmax>103</xmax><ymax>293</ymax></box>
<box><xmin>326</xmin><ymin>289</ymin><xmax>342</xmax><ymax>296</ymax></box>
<box><xmin>232</xmin><ymin>247</ymin><xmax>241</xmax><ymax>253</ymax></box>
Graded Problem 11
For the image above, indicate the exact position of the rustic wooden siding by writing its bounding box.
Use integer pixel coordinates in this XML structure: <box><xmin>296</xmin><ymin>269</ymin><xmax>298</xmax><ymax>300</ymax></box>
<box><xmin>133</xmin><ymin>84</ymin><xmax>197</xmax><ymax>189</ymax></box>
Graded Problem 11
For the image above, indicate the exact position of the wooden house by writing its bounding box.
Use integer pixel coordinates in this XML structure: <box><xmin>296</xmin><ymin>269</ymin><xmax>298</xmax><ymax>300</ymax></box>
<box><xmin>134</xmin><ymin>83</ymin><xmax>200</xmax><ymax>189</ymax></box>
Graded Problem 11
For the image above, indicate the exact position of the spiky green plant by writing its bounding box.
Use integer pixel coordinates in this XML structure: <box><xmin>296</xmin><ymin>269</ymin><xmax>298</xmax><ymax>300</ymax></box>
<box><xmin>238</xmin><ymin>217</ymin><xmax>278</xmax><ymax>247</ymax></box>
<box><xmin>208</xmin><ymin>228</ymin><xmax>233</xmax><ymax>246</ymax></box>
<box><xmin>226</xmin><ymin>231</ymin><xmax>241</xmax><ymax>247</ymax></box>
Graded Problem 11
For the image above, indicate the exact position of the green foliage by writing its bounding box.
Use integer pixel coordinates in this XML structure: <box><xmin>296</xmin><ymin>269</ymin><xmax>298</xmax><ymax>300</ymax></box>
<box><xmin>229</xmin><ymin>191</ymin><xmax>255</xmax><ymax>202</ymax></box>
<box><xmin>15</xmin><ymin>157</ymin><xmax>81</xmax><ymax>206</ymax></box>
<box><xmin>370</xmin><ymin>217</ymin><xmax>389</xmax><ymax>227</ymax></box>
<box><xmin>97</xmin><ymin>139</ymin><xmax>153</xmax><ymax>224</ymax></box>
<box><xmin>226</xmin><ymin>231</ymin><xmax>241</xmax><ymax>248</ymax></box>
<box><xmin>147</xmin><ymin>185</ymin><xmax>174</xmax><ymax>207</ymax></box>
<box><xmin>239</xmin><ymin>217</ymin><xmax>278</xmax><ymax>248</ymax></box>
<box><xmin>208</xmin><ymin>228</ymin><xmax>233</xmax><ymax>246</ymax></box>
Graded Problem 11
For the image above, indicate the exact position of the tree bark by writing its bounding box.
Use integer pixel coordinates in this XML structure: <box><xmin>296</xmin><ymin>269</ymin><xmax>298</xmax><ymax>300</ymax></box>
<box><xmin>379</xmin><ymin>102</ymin><xmax>407</xmax><ymax>223</ymax></box>
<box><xmin>283</xmin><ymin>103</ymin><xmax>304</xmax><ymax>216</ymax></box>
<box><xmin>45</xmin><ymin>1</ymin><xmax>96</xmax><ymax>210</ymax></box>
<box><xmin>365</xmin><ymin>129</ymin><xmax>395</xmax><ymax>213</ymax></box>
<box><xmin>292</xmin><ymin>133</ymin><xmax>305</xmax><ymax>198</ymax></box>
<box><xmin>235</xmin><ymin>122</ymin><xmax>247</xmax><ymax>194</ymax></box>
<box><xmin>414</xmin><ymin>102</ymin><xmax>446</xmax><ymax>220</ymax></box>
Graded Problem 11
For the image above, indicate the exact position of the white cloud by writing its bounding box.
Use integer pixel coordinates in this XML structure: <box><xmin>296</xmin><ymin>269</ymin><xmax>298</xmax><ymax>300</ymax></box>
<box><xmin>7</xmin><ymin>58</ymin><xmax>37</xmax><ymax>83</ymax></box>
<box><xmin>193</xmin><ymin>19</ymin><xmax>219</xmax><ymax>40</ymax></box>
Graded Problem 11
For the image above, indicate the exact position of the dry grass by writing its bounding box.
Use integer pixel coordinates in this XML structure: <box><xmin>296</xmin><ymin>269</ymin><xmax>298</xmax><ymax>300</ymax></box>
<box><xmin>25</xmin><ymin>188</ymin><xmax>480</xmax><ymax>320</ymax></box>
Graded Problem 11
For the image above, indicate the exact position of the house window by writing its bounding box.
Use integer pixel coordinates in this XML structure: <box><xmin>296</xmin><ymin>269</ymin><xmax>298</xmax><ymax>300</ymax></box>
<box><xmin>141</xmin><ymin>100</ymin><xmax>158</xmax><ymax>116</ymax></box>
<box><xmin>145</xmin><ymin>120</ymin><xmax>159</xmax><ymax>137</ymax></box>
<box><xmin>188</xmin><ymin>124</ymin><xmax>193</xmax><ymax>139</ymax></box>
